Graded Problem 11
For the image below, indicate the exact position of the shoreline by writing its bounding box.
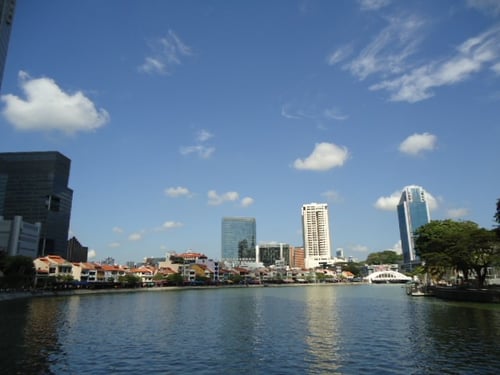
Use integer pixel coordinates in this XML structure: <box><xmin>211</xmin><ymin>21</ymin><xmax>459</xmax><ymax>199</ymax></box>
<box><xmin>0</xmin><ymin>282</ymin><xmax>365</xmax><ymax>302</ymax></box>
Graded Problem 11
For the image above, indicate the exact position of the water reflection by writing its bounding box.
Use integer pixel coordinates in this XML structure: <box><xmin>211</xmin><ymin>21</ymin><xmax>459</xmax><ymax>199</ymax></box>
<box><xmin>0</xmin><ymin>298</ymin><xmax>62</xmax><ymax>375</ymax></box>
<box><xmin>304</xmin><ymin>286</ymin><xmax>341</xmax><ymax>374</ymax></box>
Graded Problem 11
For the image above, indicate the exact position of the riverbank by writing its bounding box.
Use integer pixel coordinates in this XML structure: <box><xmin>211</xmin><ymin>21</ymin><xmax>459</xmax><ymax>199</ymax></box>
<box><xmin>0</xmin><ymin>282</ymin><xmax>365</xmax><ymax>302</ymax></box>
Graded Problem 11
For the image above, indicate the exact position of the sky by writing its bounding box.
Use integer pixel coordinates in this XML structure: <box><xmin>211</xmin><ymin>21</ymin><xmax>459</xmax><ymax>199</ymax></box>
<box><xmin>1</xmin><ymin>0</ymin><xmax>499</xmax><ymax>264</ymax></box>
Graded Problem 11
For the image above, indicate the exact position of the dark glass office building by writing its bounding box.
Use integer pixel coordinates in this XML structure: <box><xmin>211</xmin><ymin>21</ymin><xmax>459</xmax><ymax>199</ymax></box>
<box><xmin>0</xmin><ymin>151</ymin><xmax>73</xmax><ymax>258</ymax></box>
<box><xmin>221</xmin><ymin>217</ymin><xmax>256</xmax><ymax>263</ymax></box>
<box><xmin>0</xmin><ymin>0</ymin><xmax>16</xmax><ymax>90</ymax></box>
<box><xmin>397</xmin><ymin>185</ymin><xmax>430</xmax><ymax>267</ymax></box>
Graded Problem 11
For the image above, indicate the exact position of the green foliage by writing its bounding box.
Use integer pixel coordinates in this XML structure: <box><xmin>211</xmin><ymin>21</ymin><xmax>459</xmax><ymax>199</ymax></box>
<box><xmin>495</xmin><ymin>198</ymin><xmax>500</xmax><ymax>237</ymax></box>
<box><xmin>166</xmin><ymin>273</ymin><xmax>184</xmax><ymax>286</ymax></box>
<box><xmin>0</xmin><ymin>254</ymin><xmax>36</xmax><ymax>289</ymax></box>
<box><xmin>365</xmin><ymin>250</ymin><xmax>402</xmax><ymax>265</ymax></box>
<box><xmin>341</xmin><ymin>262</ymin><xmax>362</xmax><ymax>276</ymax></box>
<box><xmin>414</xmin><ymin>219</ymin><xmax>500</xmax><ymax>288</ymax></box>
<box><xmin>118</xmin><ymin>274</ymin><xmax>141</xmax><ymax>287</ymax></box>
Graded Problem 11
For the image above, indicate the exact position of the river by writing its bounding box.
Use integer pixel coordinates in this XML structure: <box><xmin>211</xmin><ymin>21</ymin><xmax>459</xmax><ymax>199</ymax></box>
<box><xmin>1</xmin><ymin>284</ymin><xmax>499</xmax><ymax>374</ymax></box>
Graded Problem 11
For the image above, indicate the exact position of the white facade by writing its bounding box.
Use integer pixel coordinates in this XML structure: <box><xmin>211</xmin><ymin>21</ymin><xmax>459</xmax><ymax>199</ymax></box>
<box><xmin>302</xmin><ymin>203</ymin><xmax>332</xmax><ymax>269</ymax></box>
<box><xmin>0</xmin><ymin>216</ymin><xmax>41</xmax><ymax>258</ymax></box>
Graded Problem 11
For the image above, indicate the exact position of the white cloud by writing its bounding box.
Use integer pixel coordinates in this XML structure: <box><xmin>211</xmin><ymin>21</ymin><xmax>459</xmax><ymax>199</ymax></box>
<box><xmin>128</xmin><ymin>233</ymin><xmax>142</xmax><ymax>241</ymax></box>
<box><xmin>112</xmin><ymin>226</ymin><xmax>124</xmax><ymax>234</ymax></box>
<box><xmin>108</xmin><ymin>242</ymin><xmax>121</xmax><ymax>248</ymax></box>
<box><xmin>180</xmin><ymin>145</ymin><xmax>215</xmax><ymax>159</ymax></box>
<box><xmin>241</xmin><ymin>197</ymin><xmax>255</xmax><ymax>207</ymax></box>
<box><xmin>447</xmin><ymin>208</ymin><xmax>469</xmax><ymax>219</ymax></box>
<box><xmin>371</xmin><ymin>26</ymin><xmax>500</xmax><ymax>102</ymax></box>
<box><xmin>492</xmin><ymin>62</ymin><xmax>500</xmax><ymax>74</ymax></box>
<box><xmin>139</xmin><ymin>29</ymin><xmax>192</xmax><ymax>75</ymax></box>
<box><xmin>293</xmin><ymin>142</ymin><xmax>349</xmax><ymax>171</ymax></box>
<box><xmin>181</xmin><ymin>129</ymin><xmax>215</xmax><ymax>159</ymax></box>
<box><xmin>374</xmin><ymin>187</ymin><xmax>438</xmax><ymax>211</ymax></box>
<box><xmin>207</xmin><ymin>190</ymin><xmax>240</xmax><ymax>206</ymax></box>
<box><xmin>196</xmin><ymin>129</ymin><xmax>213</xmax><ymax>142</ymax></box>
<box><xmin>321</xmin><ymin>189</ymin><xmax>342</xmax><ymax>202</ymax></box>
<box><xmin>466</xmin><ymin>0</ymin><xmax>500</xmax><ymax>16</ymax></box>
<box><xmin>392</xmin><ymin>240</ymin><xmax>402</xmax><ymax>255</ymax></box>
<box><xmin>347</xmin><ymin>15</ymin><xmax>425</xmax><ymax>80</ymax></box>
<box><xmin>399</xmin><ymin>132</ymin><xmax>437</xmax><ymax>156</ymax></box>
<box><xmin>374</xmin><ymin>190</ymin><xmax>401</xmax><ymax>211</ymax></box>
<box><xmin>165</xmin><ymin>186</ymin><xmax>191</xmax><ymax>198</ymax></box>
<box><xmin>1</xmin><ymin>71</ymin><xmax>109</xmax><ymax>134</ymax></box>
<box><xmin>326</xmin><ymin>45</ymin><xmax>353</xmax><ymax>65</ymax></box>
<box><xmin>359</xmin><ymin>0</ymin><xmax>391</xmax><ymax>11</ymax></box>
<box><xmin>281</xmin><ymin>104</ymin><xmax>349</xmax><ymax>122</ymax></box>
<box><xmin>88</xmin><ymin>249</ymin><xmax>97</xmax><ymax>259</ymax></box>
<box><xmin>162</xmin><ymin>221</ymin><xmax>183</xmax><ymax>229</ymax></box>
<box><xmin>323</xmin><ymin>108</ymin><xmax>349</xmax><ymax>121</ymax></box>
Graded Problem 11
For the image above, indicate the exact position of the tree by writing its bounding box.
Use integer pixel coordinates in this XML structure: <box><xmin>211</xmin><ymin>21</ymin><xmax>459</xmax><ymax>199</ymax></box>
<box><xmin>118</xmin><ymin>274</ymin><xmax>141</xmax><ymax>288</ymax></box>
<box><xmin>414</xmin><ymin>219</ymin><xmax>500</xmax><ymax>288</ymax></box>
<box><xmin>0</xmin><ymin>255</ymin><xmax>36</xmax><ymax>289</ymax></box>
<box><xmin>365</xmin><ymin>250</ymin><xmax>402</xmax><ymax>265</ymax></box>
<box><xmin>495</xmin><ymin>198</ymin><xmax>500</xmax><ymax>237</ymax></box>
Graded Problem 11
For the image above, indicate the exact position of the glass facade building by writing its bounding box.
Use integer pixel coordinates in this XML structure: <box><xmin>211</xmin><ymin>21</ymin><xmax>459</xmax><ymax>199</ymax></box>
<box><xmin>221</xmin><ymin>217</ymin><xmax>256</xmax><ymax>263</ymax></box>
<box><xmin>258</xmin><ymin>243</ymin><xmax>290</xmax><ymax>267</ymax></box>
<box><xmin>0</xmin><ymin>0</ymin><xmax>16</xmax><ymax>90</ymax></box>
<box><xmin>0</xmin><ymin>151</ymin><xmax>73</xmax><ymax>258</ymax></box>
<box><xmin>397</xmin><ymin>185</ymin><xmax>430</xmax><ymax>266</ymax></box>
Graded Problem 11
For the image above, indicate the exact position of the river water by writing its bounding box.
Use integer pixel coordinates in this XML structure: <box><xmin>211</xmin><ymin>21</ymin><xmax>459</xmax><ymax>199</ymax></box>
<box><xmin>1</xmin><ymin>284</ymin><xmax>499</xmax><ymax>374</ymax></box>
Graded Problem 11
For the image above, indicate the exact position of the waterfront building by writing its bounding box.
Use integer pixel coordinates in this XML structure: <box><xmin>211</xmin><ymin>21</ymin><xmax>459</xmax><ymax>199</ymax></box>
<box><xmin>397</xmin><ymin>185</ymin><xmax>430</xmax><ymax>268</ymax></box>
<box><xmin>257</xmin><ymin>242</ymin><xmax>290</xmax><ymax>267</ymax></box>
<box><xmin>0</xmin><ymin>151</ymin><xmax>73</xmax><ymax>258</ymax></box>
<box><xmin>34</xmin><ymin>255</ymin><xmax>73</xmax><ymax>280</ymax></box>
<box><xmin>67</xmin><ymin>236</ymin><xmax>88</xmax><ymax>263</ymax></box>
<box><xmin>290</xmin><ymin>246</ymin><xmax>305</xmax><ymax>269</ymax></box>
<box><xmin>221</xmin><ymin>217</ymin><xmax>256</xmax><ymax>265</ymax></box>
<box><xmin>0</xmin><ymin>0</ymin><xmax>16</xmax><ymax>90</ymax></box>
<box><xmin>301</xmin><ymin>203</ymin><xmax>332</xmax><ymax>269</ymax></box>
<box><xmin>0</xmin><ymin>215</ymin><xmax>40</xmax><ymax>258</ymax></box>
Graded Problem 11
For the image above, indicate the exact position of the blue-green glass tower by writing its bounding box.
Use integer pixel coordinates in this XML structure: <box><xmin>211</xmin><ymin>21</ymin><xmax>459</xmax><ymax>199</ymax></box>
<box><xmin>0</xmin><ymin>0</ymin><xmax>16</xmax><ymax>91</ymax></box>
<box><xmin>397</xmin><ymin>185</ymin><xmax>430</xmax><ymax>266</ymax></box>
<box><xmin>221</xmin><ymin>217</ymin><xmax>256</xmax><ymax>264</ymax></box>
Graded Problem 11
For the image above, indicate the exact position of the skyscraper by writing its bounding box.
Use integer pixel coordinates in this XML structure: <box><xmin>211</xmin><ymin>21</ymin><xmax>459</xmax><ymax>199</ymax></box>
<box><xmin>397</xmin><ymin>185</ymin><xmax>430</xmax><ymax>267</ymax></box>
<box><xmin>0</xmin><ymin>151</ymin><xmax>73</xmax><ymax>258</ymax></box>
<box><xmin>0</xmin><ymin>0</ymin><xmax>16</xmax><ymax>90</ymax></box>
<box><xmin>221</xmin><ymin>217</ymin><xmax>256</xmax><ymax>265</ymax></box>
<box><xmin>302</xmin><ymin>203</ymin><xmax>332</xmax><ymax>269</ymax></box>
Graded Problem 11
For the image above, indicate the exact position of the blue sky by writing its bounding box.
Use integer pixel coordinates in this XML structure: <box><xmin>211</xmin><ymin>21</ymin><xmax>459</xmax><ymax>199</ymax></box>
<box><xmin>1</xmin><ymin>0</ymin><xmax>499</xmax><ymax>264</ymax></box>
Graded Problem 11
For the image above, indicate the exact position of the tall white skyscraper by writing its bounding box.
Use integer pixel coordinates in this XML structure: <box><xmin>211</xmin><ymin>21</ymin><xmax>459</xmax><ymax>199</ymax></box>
<box><xmin>302</xmin><ymin>203</ymin><xmax>332</xmax><ymax>269</ymax></box>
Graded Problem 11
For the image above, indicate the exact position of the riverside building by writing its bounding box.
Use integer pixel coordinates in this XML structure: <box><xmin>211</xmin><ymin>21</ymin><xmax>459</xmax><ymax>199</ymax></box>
<box><xmin>397</xmin><ymin>185</ymin><xmax>430</xmax><ymax>269</ymax></box>
<box><xmin>221</xmin><ymin>217</ymin><xmax>256</xmax><ymax>266</ymax></box>
<box><xmin>0</xmin><ymin>151</ymin><xmax>73</xmax><ymax>258</ymax></box>
<box><xmin>302</xmin><ymin>203</ymin><xmax>332</xmax><ymax>269</ymax></box>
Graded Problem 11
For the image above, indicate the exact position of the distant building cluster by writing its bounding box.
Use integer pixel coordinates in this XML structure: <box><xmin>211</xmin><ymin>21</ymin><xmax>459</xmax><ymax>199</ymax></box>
<box><xmin>1</xmin><ymin>149</ymin><xmax>431</xmax><ymax>276</ymax></box>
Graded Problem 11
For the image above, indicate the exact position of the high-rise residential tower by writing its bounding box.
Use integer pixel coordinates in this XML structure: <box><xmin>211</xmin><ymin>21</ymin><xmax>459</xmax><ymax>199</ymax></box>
<box><xmin>0</xmin><ymin>151</ymin><xmax>73</xmax><ymax>258</ymax></box>
<box><xmin>221</xmin><ymin>217</ymin><xmax>256</xmax><ymax>265</ymax></box>
<box><xmin>0</xmin><ymin>0</ymin><xmax>16</xmax><ymax>90</ymax></box>
<box><xmin>302</xmin><ymin>203</ymin><xmax>332</xmax><ymax>269</ymax></box>
<box><xmin>397</xmin><ymin>185</ymin><xmax>430</xmax><ymax>267</ymax></box>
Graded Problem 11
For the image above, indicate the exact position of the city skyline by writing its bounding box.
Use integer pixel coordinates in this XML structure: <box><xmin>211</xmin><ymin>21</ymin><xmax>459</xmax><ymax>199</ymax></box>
<box><xmin>1</xmin><ymin>1</ymin><xmax>499</xmax><ymax>264</ymax></box>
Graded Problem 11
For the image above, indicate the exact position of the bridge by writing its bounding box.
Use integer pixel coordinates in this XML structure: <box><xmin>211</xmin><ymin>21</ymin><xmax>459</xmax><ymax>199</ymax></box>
<box><xmin>364</xmin><ymin>270</ymin><xmax>412</xmax><ymax>284</ymax></box>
